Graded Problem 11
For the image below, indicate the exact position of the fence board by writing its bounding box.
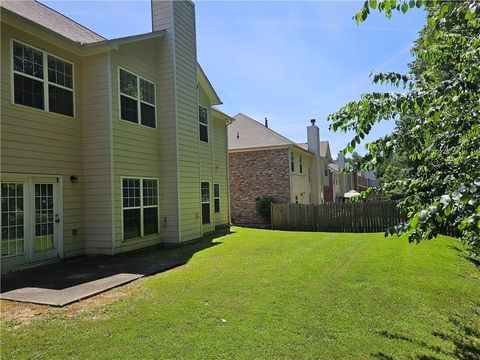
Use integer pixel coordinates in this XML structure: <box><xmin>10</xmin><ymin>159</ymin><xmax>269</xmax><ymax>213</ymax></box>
<box><xmin>271</xmin><ymin>201</ymin><xmax>406</xmax><ymax>233</ymax></box>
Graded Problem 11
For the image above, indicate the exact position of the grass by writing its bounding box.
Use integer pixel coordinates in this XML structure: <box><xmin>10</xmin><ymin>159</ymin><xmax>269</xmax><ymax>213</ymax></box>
<box><xmin>1</xmin><ymin>227</ymin><xmax>479</xmax><ymax>359</ymax></box>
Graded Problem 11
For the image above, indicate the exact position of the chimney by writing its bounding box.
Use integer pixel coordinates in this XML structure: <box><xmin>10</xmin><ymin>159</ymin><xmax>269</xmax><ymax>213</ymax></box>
<box><xmin>307</xmin><ymin>119</ymin><xmax>324</xmax><ymax>204</ymax></box>
<box><xmin>337</xmin><ymin>152</ymin><xmax>346</xmax><ymax>170</ymax></box>
<box><xmin>264</xmin><ymin>117</ymin><xmax>268</xmax><ymax>128</ymax></box>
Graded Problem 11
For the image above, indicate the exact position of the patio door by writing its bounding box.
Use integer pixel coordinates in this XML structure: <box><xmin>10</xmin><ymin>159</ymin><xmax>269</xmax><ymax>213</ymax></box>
<box><xmin>1</xmin><ymin>175</ymin><xmax>62</xmax><ymax>270</ymax></box>
<box><xmin>30</xmin><ymin>178</ymin><xmax>59</xmax><ymax>262</ymax></box>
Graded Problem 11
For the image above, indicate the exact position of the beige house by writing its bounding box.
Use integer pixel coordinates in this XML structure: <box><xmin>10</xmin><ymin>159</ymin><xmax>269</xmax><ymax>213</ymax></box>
<box><xmin>228</xmin><ymin>114</ymin><xmax>328</xmax><ymax>226</ymax></box>
<box><xmin>0</xmin><ymin>0</ymin><xmax>233</xmax><ymax>272</ymax></box>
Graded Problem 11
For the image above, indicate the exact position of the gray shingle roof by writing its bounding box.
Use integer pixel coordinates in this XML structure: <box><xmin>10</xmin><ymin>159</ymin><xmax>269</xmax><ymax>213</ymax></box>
<box><xmin>229</xmin><ymin>113</ymin><xmax>296</xmax><ymax>150</ymax></box>
<box><xmin>1</xmin><ymin>0</ymin><xmax>105</xmax><ymax>44</ymax></box>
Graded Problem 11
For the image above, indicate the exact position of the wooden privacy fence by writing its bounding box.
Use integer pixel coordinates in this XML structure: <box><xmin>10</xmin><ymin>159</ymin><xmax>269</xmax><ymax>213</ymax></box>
<box><xmin>271</xmin><ymin>201</ymin><xmax>406</xmax><ymax>233</ymax></box>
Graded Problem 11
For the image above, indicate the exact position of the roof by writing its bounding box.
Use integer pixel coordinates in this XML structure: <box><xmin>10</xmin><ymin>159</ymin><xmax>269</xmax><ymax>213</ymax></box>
<box><xmin>328</xmin><ymin>163</ymin><xmax>340</xmax><ymax>172</ymax></box>
<box><xmin>296</xmin><ymin>141</ymin><xmax>330</xmax><ymax>158</ymax></box>
<box><xmin>212</xmin><ymin>107</ymin><xmax>235</xmax><ymax>124</ymax></box>
<box><xmin>229</xmin><ymin>113</ymin><xmax>301</xmax><ymax>150</ymax></box>
<box><xmin>198</xmin><ymin>64</ymin><xmax>222</xmax><ymax>106</ymax></box>
<box><xmin>1</xmin><ymin>1</ymin><xmax>106</xmax><ymax>45</ymax></box>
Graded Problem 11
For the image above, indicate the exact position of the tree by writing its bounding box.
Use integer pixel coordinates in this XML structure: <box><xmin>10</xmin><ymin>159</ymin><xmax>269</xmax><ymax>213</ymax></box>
<box><xmin>328</xmin><ymin>0</ymin><xmax>480</xmax><ymax>256</ymax></box>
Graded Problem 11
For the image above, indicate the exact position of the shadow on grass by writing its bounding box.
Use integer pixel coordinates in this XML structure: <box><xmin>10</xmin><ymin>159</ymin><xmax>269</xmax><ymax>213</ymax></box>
<box><xmin>1</xmin><ymin>227</ymin><xmax>236</xmax><ymax>294</ymax></box>
<box><xmin>448</xmin><ymin>245</ymin><xmax>480</xmax><ymax>269</ymax></box>
<box><xmin>372</xmin><ymin>307</ymin><xmax>480</xmax><ymax>360</ymax></box>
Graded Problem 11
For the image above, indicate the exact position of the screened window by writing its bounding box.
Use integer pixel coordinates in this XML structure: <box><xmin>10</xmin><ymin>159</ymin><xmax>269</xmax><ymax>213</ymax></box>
<box><xmin>119</xmin><ymin>68</ymin><xmax>156</xmax><ymax>128</ymax></box>
<box><xmin>291</xmin><ymin>153</ymin><xmax>295</xmax><ymax>172</ymax></box>
<box><xmin>122</xmin><ymin>178</ymin><xmax>158</xmax><ymax>240</ymax></box>
<box><xmin>214</xmin><ymin>184</ymin><xmax>220</xmax><ymax>213</ymax></box>
<box><xmin>199</xmin><ymin>105</ymin><xmax>208</xmax><ymax>142</ymax></box>
<box><xmin>13</xmin><ymin>40</ymin><xmax>74</xmax><ymax>116</ymax></box>
<box><xmin>201</xmin><ymin>181</ymin><xmax>210</xmax><ymax>224</ymax></box>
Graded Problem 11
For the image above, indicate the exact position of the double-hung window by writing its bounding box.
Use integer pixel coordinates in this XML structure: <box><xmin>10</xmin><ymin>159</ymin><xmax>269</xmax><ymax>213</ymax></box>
<box><xmin>299</xmin><ymin>156</ymin><xmax>303</xmax><ymax>174</ymax></box>
<box><xmin>201</xmin><ymin>181</ymin><xmax>210</xmax><ymax>224</ymax></box>
<box><xmin>214</xmin><ymin>184</ymin><xmax>220</xmax><ymax>213</ymax></box>
<box><xmin>13</xmin><ymin>40</ymin><xmax>74</xmax><ymax>117</ymax></box>
<box><xmin>199</xmin><ymin>105</ymin><xmax>209</xmax><ymax>142</ymax></box>
<box><xmin>290</xmin><ymin>153</ymin><xmax>295</xmax><ymax>172</ymax></box>
<box><xmin>122</xmin><ymin>178</ymin><xmax>159</xmax><ymax>240</ymax></box>
<box><xmin>119</xmin><ymin>68</ymin><xmax>156</xmax><ymax>128</ymax></box>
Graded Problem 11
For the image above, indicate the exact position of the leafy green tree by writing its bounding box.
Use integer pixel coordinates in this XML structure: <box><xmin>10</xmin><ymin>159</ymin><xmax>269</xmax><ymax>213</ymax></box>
<box><xmin>255</xmin><ymin>195</ymin><xmax>277</xmax><ymax>223</ymax></box>
<box><xmin>328</xmin><ymin>0</ymin><xmax>480</xmax><ymax>256</ymax></box>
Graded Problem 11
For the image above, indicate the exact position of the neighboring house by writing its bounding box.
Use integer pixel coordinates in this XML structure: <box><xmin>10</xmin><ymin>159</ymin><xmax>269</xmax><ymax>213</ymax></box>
<box><xmin>228</xmin><ymin>114</ymin><xmax>327</xmax><ymax>226</ymax></box>
<box><xmin>0</xmin><ymin>0</ymin><xmax>233</xmax><ymax>272</ymax></box>
<box><xmin>323</xmin><ymin>152</ymin><xmax>378</xmax><ymax>202</ymax></box>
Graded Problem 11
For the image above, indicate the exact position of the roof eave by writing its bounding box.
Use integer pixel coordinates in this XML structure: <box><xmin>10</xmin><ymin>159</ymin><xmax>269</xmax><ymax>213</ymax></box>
<box><xmin>197</xmin><ymin>64</ymin><xmax>222</xmax><ymax>106</ymax></box>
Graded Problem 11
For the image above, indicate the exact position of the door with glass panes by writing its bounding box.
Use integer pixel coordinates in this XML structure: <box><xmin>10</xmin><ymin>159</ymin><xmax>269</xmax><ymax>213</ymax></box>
<box><xmin>1</xmin><ymin>175</ymin><xmax>61</xmax><ymax>270</ymax></box>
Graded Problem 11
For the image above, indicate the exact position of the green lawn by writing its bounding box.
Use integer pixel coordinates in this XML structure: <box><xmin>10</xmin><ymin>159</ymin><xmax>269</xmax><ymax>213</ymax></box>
<box><xmin>2</xmin><ymin>227</ymin><xmax>479</xmax><ymax>359</ymax></box>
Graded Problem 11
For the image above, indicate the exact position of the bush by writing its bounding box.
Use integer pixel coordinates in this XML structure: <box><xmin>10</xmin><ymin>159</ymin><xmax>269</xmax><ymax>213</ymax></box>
<box><xmin>255</xmin><ymin>196</ymin><xmax>277</xmax><ymax>222</ymax></box>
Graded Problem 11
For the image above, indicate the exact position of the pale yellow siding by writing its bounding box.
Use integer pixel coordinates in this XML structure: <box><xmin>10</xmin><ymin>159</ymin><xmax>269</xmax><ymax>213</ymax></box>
<box><xmin>110</xmin><ymin>39</ymin><xmax>165</xmax><ymax>253</ymax></box>
<box><xmin>81</xmin><ymin>52</ymin><xmax>113</xmax><ymax>255</ymax></box>
<box><xmin>212</xmin><ymin>113</ymin><xmax>230</xmax><ymax>227</ymax></box>
<box><xmin>1</xmin><ymin>22</ymin><xmax>84</xmax><ymax>258</ymax></box>
<box><xmin>199</xmin><ymin>89</ymin><xmax>214</xmax><ymax>233</ymax></box>
<box><xmin>290</xmin><ymin>148</ymin><xmax>314</xmax><ymax>204</ymax></box>
<box><xmin>174</xmin><ymin>0</ymin><xmax>203</xmax><ymax>242</ymax></box>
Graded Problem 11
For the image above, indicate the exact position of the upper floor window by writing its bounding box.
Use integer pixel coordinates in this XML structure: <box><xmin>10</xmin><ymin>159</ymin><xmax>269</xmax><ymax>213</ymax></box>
<box><xmin>119</xmin><ymin>68</ymin><xmax>156</xmax><ymax>128</ymax></box>
<box><xmin>299</xmin><ymin>156</ymin><xmax>303</xmax><ymax>174</ymax></box>
<box><xmin>12</xmin><ymin>40</ymin><xmax>74</xmax><ymax>117</ymax></box>
<box><xmin>199</xmin><ymin>105</ymin><xmax>208</xmax><ymax>142</ymax></box>
<box><xmin>290</xmin><ymin>153</ymin><xmax>295</xmax><ymax>172</ymax></box>
<box><xmin>324</xmin><ymin>165</ymin><xmax>329</xmax><ymax>177</ymax></box>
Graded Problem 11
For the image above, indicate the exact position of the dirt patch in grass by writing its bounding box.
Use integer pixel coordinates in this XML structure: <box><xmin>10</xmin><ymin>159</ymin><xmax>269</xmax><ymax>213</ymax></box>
<box><xmin>1</xmin><ymin>277</ymin><xmax>147</xmax><ymax>329</ymax></box>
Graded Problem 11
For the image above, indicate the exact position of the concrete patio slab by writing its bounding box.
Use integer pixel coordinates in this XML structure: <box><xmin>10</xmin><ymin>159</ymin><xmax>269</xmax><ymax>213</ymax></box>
<box><xmin>1</xmin><ymin>256</ymin><xmax>185</xmax><ymax>307</ymax></box>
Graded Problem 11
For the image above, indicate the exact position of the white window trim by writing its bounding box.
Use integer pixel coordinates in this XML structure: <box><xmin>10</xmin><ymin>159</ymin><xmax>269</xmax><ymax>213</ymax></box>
<box><xmin>121</xmin><ymin>177</ymin><xmax>160</xmax><ymax>241</ymax></box>
<box><xmin>198</xmin><ymin>104</ymin><xmax>209</xmax><ymax>142</ymax></box>
<box><xmin>118</xmin><ymin>66</ymin><xmax>157</xmax><ymax>130</ymax></box>
<box><xmin>200</xmin><ymin>180</ymin><xmax>211</xmax><ymax>224</ymax></box>
<box><xmin>10</xmin><ymin>38</ymin><xmax>76</xmax><ymax>119</ymax></box>
<box><xmin>213</xmin><ymin>183</ymin><xmax>220</xmax><ymax>213</ymax></box>
<box><xmin>290</xmin><ymin>152</ymin><xmax>295</xmax><ymax>173</ymax></box>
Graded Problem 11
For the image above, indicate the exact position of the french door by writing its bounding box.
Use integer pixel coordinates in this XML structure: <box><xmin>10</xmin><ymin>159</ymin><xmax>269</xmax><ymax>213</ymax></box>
<box><xmin>1</xmin><ymin>175</ymin><xmax>62</xmax><ymax>270</ymax></box>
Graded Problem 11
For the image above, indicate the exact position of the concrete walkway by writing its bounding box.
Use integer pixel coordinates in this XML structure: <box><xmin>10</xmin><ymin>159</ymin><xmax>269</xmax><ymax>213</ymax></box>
<box><xmin>1</xmin><ymin>256</ymin><xmax>184</xmax><ymax>307</ymax></box>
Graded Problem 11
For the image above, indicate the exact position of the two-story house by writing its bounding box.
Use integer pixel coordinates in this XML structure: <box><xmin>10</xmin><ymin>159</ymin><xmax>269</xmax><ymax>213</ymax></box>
<box><xmin>0</xmin><ymin>0</ymin><xmax>233</xmax><ymax>272</ymax></box>
<box><xmin>228</xmin><ymin>114</ymin><xmax>329</xmax><ymax>227</ymax></box>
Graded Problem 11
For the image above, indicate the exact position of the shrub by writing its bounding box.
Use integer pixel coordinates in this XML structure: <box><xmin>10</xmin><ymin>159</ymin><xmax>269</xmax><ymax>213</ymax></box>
<box><xmin>255</xmin><ymin>195</ymin><xmax>277</xmax><ymax>222</ymax></box>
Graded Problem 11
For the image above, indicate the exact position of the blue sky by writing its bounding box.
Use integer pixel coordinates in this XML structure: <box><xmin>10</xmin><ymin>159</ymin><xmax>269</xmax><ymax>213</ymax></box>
<box><xmin>43</xmin><ymin>0</ymin><xmax>425</xmax><ymax>157</ymax></box>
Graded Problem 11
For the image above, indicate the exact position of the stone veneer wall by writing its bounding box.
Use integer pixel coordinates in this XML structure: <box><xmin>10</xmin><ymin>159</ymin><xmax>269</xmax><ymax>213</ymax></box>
<box><xmin>229</xmin><ymin>149</ymin><xmax>291</xmax><ymax>226</ymax></box>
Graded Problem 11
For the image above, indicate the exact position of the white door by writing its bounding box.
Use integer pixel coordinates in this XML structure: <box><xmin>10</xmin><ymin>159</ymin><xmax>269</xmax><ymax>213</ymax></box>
<box><xmin>1</xmin><ymin>175</ymin><xmax>62</xmax><ymax>271</ymax></box>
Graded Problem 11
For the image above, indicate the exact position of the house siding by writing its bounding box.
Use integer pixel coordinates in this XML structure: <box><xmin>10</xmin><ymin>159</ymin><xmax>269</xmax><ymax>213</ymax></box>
<box><xmin>212</xmin><ymin>114</ymin><xmax>230</xmax><ymax>227</ymax></box>
<box><xmin>81</xmin><ymin>52</ymin><xmax>113</xmax><ymax>255</ymax></box>
<box><xmin>290</xmin><ymin>149</ymin><xmax>314</xmax><ymax>205</ymax></box>
<box><xmin>1</xmin><ymin>22</ymin><xmax>84</xmax><ymax>259</ymax></box>
<box><xmin>229</xmin><ymin>149</ymin><xmax>290</xmax><ymax>226</ymax></box>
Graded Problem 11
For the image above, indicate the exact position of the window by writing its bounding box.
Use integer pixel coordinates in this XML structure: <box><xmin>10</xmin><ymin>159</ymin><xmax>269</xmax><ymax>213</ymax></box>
<box><xmin>214</xmin><ymin>184</ymin><xmax>220</xmax><ymax>213</ymax></box>
<box><xmin>1</xmin><ymin>183</ymin><xmax>24</xmax><ymax>257</ymax></box>
<box><xmin>12</xmin><ymin>40</ymin><xmax>74</xmax><ymax>116</ymax></box>
<box><xmin>299</xmin><ymin>156</ymin><xmax>303</xmax><ymax>174</ymax></box>
<box><xmin>199</xmin><ymin>105</ymin><xmax>208</xmax><ymax>142</ymax></box>
<box><xmin>324</xmin><ymin>165</ymin><xmax>329</xmax><ymax>177</ymax></box>
<box><xmin>122</xmin><ymin>178</ymin><xmax>158</xmax><ymax>240</ymax></box>
<box><xmin>295</xmin><ymin>195</ymin><xmax>299</xmax><ymax>204</ymax></box>
<box><xmin>308</xmin><ymin>167</ymin><xmax>311</xmax><ymax>183</ymax></box>
<box><xmin>119</xmin><ymin>68</ymin><xmax>156</xmax><ymax>128</ymax></box>
<box><xmin>291</xmin><ymin>153</ymin><xmax>295</xmax><ymax>172</ymax></box>
<box><xmin>201</xmin><ymin>181</ymin><xmax>210</xmax><ymax>224</ymax></box>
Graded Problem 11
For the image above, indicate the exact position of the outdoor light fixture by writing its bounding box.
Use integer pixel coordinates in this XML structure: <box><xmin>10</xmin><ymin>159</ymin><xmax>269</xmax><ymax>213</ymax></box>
<box><xmin>70</xmin><ymin>175</ymin><xmax>79</xmax><ymax>183</ymax></box>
